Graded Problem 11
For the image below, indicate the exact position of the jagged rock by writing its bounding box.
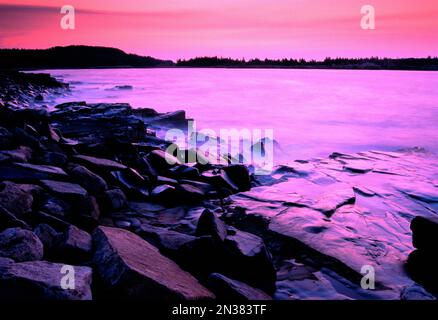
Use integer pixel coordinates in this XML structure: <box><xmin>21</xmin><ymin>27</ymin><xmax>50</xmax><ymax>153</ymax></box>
<box><xmin>208</xmin><ymin>273</ymin><xmax>272</xmax><ymax>300</ymax></box>
<box><xmin>0</xmin><ymin>162</ymin><xmax>68</xmax><ymax>181</ymax></box>
<box><xmin>221</xmin><ymin>165</ymin><xmax>251</xmax><ymax>192</ymax></box>
<box><xmin>0</xmin><ymin>260</ymin><xmax>92</xmax><ymax>300</ymax></box>
<box><xmin>411</xmin><ymin>216</ymin><xmax>438</xmax><ymax>251</ymax></box>
<box><xmin>0</xmin><ymin>126</ymin><xmax>14</xmax><ymax>149</ymax></box>
<box><xmin>53</xmin><ymin>225</ymin><xmax>92</xmax><ymax>264</ymax></box>
<box><xmin>38</xmin><ymin>151</ymin><xmax>68</xmax><ymax>167</ymax></box>
<box><xmin>151</xmin><ymin>184</ymin><xmax>177</xmax><ymax>201</ymax></box>
<box><xmin>40</xmin><ymin>180</ymin><xmax>88</xmax><ymax>201</ymax></box>
<box><xmin>196</xmin><ymin>209</ymin><xmax>227</xmax><ymax>242</ymax></box>
<box><xmin>69</xmin><ymin>164</ymin><xmax>108</xmax><ymax>194</ymax></box>
<box><xmin>177</xmin><ymin>184</ymin><xmax>206</xmax><ymax>203</ymax></box>
<box><xmin>146</xmin><ymin>149</ymin><xmax>180</xmax><ymax>173</ymax></box>
<box><xmin>40</xmin><ymin>197</ymin><xmax>70</xmax><ymax>219</ymax></box>
<box><xmin>406</xmin><ymin>250</ymin><xmax>438</xmax><ymax>295</ymax></box>
<box><xmin>73</xmin><ymin>155</ymin><xmax>127</xmax><ymax>171</ymax></box>
<box><xmin>200</xmin><ymin>170</ymin><xmax>239</xmax><ymax>193</ymax></box>
<box><xmin>33</xmin><ymin>211</ymin><xmax>70</xmax><ymax>232</ymax></box>
<box><xmin>34</xmin><ymin>224</ymin><xmax>61</xmax><ymax>258</ymax></box>
<box><xmin>0</xmin><ymin>228</ymin><xmax>43</xmax><ymax>262</ymax></box>
<box><xmin>73</xmin><ymin>196</ymin><xmax>100</xmax><ymax>230</ymax></box>
<box><xmin>0</xmin><ymin>181</ymin><xmax>33</xmax><ymax>219</ymax></box>
<box><xmin>110</xmin><ymin>168</ymin><xmax>149</xmax><ymax>199</ymax></box>
<box><xmin>168</xmin><ymin>165</ymin><xmax>200</xmax><ymax>180</ymax></box>
<box><xmin>0</xmin><ymin>146</ymin><xmax>32</xmax><ymax>163</ymax></box>
<box><xmin>92</xmin><ymin>226</ymin><xmax>215</xmax><ymax>300</ymax></box>
<box><xmin>223</xmin><ymin>229</ymin><xmax>276</xmax><ymax>294</ymax></box>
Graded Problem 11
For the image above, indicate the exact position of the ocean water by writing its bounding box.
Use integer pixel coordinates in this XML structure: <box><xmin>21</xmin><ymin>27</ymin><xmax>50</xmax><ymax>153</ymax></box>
<box><xmin>42</xmin><ymin>68</ymin><xmax>438</xmax><ymax>162</ymax></box>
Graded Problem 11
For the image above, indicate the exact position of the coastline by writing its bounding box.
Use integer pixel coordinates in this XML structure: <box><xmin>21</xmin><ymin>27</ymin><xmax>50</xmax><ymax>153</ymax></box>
<box><xmin>1</xmin><ymin>71</ymin><xmax>438</xmax><ymax>300</ymax></box>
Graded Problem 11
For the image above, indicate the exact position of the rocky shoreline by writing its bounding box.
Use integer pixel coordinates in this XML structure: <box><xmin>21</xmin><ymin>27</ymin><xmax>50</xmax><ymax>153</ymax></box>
<box><xmin>1</xmin><ymin>71</ymin><xmax>437</xmax><ymax>300</ymax></box>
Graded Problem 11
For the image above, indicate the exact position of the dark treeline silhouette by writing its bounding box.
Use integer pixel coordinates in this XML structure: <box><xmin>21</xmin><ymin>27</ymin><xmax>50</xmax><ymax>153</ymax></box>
<box><xmin>176</xmin><ymin>56</ymin><xmax>438</xmax><ymax>70</ymax></box>
<box><xmin>1</xmin><ymin>46</ymin><xmax>437</xmax><ymax>70</ymax></box>
<box><xmin>0</xmin><ymin>46</ymin><xmax>173</xmax><ymax>69</ymax></box>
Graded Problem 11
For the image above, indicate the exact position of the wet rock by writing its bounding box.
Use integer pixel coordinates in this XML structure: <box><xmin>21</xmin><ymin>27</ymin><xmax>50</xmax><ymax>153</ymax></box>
<box><xmin>0</xmin><ymin>181</ymin><xmax>33</xmax><ymax>219</ymax></box>
<box><xmin>223</xmin><ymin>229</ymin><xmax>276</xmax><ymax>294</ymax></box>
<box><xmin>221</xmin><ymin>165</ymin><xmax>251</xmax><ymax>192</ymax></box>
<box><xmin>73</xmin><ymin>155</ymin><xmax>127</xmax><ymax>172</ymax></box>
<box><xmin>0</xmin><ymin>260</ymin><xmax>92</xmax><ymax>300</ymax></box>
<box><xmin>0</xmin><ymin>228</ymin><xmax>43</xmax><ymax>262</ymax></box>
<box><xmin>40</xmin><ymin>180</ymin><xmax>88</xmax><ymax>201</ymax></box>
<box><xmin>69</xmin><ymin>164</ymin><xmax>108</xmax><ymax>194</ymax></box>
<box><xmin>196</xmin><ymin>209</ymin><xmax>227</xmax><ymax>242</ymax></box>
<box><xmin>92</xmin><ymin>226</ymin><xmax>214</xmax><ymax>300</ymax></box>
<box><xmin>208</xmin><ymin>273</ymin><xmax>272</xmax><ymax>300</ymax></box>
<box><xmin>410</xmin><ymin>216</ymin><xmax>438</xmax><ymax>251</ymax></box>
<box><xmin>0</xmin><ymin>162</ymin><xmax>68</xmax><ymax>181</ymax></box>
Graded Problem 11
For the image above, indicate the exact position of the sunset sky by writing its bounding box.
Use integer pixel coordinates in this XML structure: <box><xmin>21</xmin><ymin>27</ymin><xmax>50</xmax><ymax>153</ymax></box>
<box><xmin>0</xmin><ymin>0</ymin><xmax>437</xmax><ymax>60</ymax></box>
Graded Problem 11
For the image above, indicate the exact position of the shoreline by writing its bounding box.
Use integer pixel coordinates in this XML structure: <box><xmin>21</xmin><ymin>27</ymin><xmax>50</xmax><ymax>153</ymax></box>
<box><xmin>1</xmin><ymin>71</ymin><xmax>438</xmax><ymax>300</ymax></box>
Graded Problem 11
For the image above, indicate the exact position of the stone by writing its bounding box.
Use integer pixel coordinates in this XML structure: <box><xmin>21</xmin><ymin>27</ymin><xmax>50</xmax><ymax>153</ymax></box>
<box><xmin>0</xmin><ymin>260</ymin><xmax>92</xmax><ymax>300</ymax></box>
<box><xmin>40</xmin><ymin>180</ymin><xmax>88</xmax><ymax>201</ymax></box>
<box><xmin>0</xmin><ymin>146</ymin><xmax>32</xmax><ymax>163</ymax></box>
<box><xmin>69</xmin><ymin>164</ymin><xmax>108</xmax><ymax>194</ymax></box>
<box><xmin>73</xmin><ymin>155</ymin><xmax>127</xmax><ymax>171</ymax></box>
<box><xmin>223</xmin><ymin>230</ymin><xmax>277</xmax><ymax>294</ymax></box>
<box><xmin>0</xmin><ymin>204</ymin><xmax>31</xmax><ymax>231</ymax></box>
<box><xmin>200</xmin><ymin>170</ymin><xmax>239</xmax><ymax>194</ymax></box>
<box><xmin>168</xmin><ymin>165</ymin><xmax>200</xmax><ymax>180</ymax></box>
<box><xmin>34</xmin><ymin>224</ymin><xmax>61</xmax><ymax>258</ymax></box>
<box><xmin>38</xmin><ymin>151</ymin><xmax>68</xmax><ymax>167</ymax></box>
<box><xmin>406</xmin><ymin>250</ymin><xmax>438</xmax><ymax>296</ymax></box>
<box><xmin>146</xmin><ymin>149</ymin><xmax>180</xmax><ymax>173</ymax></box>
<box><xmin>53</xmin><ymin>225</ymin><xmax>92</xmax><ymax>264</ymax></box>
<box><xmin>208</xmin><ymin>273</ymin><xmax>272</xmax><ymax>300</ymax></box>
<box><xmin>151</xmin><ymin>184</ymin><xmax>177</xmax><ymax>202</ymax></box>
<box><xmin>0</xmin><ymin>228</ymin><xmax>43</xmax><ymax>262</ymax></box>
<box><xmin>110</xmin><ymin>168</ymin><xmax>149</xmax><ymax>199</ymax></box>
<box><xmin>40</xmin><ymin>197</ymin><xmax>70</xmax><ymax>218</ymax></box>
<box><xmin>410</xmin><ymin>216</ymin><xmax>438</xmax><ymax>251</ymax></box>
<box><xmin>177</xmin><ymin>184</ymin><xmax>206</xmax><ymax>203</ymax></box>
<box><xmin>196</xmin><ymin>209</ymin><xmax>228</xmax><ymax>242</ymax></box>
<box><xmin>221</xmin><ymin>165</ymin><xmax>251</xmax><ymax>192</ymax></box>
<box><xmin>92</xmin><ymin>226</ymin><xmax>214</xmax><ymax>300</ymax></box>
<box><xmin>0</xmin><ymin>181</ymin><xmax>33</xmax><ymax>219</ymax></box>
<box><xmin>0</xmin><ymin>162</ymin><xmax>68</xmax><ymax>181</ymax></box>
<box><xmin>101</xmin><ymin>189</ymin><xmax>128</xmax><ymax>212</ymax></box>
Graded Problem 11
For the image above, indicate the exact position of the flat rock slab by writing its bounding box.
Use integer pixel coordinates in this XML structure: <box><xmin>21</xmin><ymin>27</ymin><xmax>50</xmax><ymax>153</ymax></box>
<box><xmin>0</xmin><ymin>162</ymin><xmax>67</xmax><ymax>181</ymax></box>
<box><xmin>92</xmin><ymin>226</ymin><xmax>215</xmax><ymax>300</ymax></box>
<box><xmin>0</xmin><ymin>260</ymin><xmax>92</xmax><ymax>300</ymax></box>
<box><xmin>73</xmin><ymin>155</ymin><xmax>127</xmax><ymax>171</ymax></box>
<box><xmin>40</xmin><ymin>180</ymin><xmax>88</xmax><ymax>200</ymax></box>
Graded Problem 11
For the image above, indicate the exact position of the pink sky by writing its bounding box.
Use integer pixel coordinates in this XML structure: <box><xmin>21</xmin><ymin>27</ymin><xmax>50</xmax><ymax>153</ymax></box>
<box><xmin>0</xmin><ymin>0</ymin><xmax>437</xmax><ymax>60</ymax></box>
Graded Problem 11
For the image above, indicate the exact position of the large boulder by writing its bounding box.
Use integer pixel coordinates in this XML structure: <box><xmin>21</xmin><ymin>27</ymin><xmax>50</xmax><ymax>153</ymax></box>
<box><xmin>0</xmin><ymin>228</ymin><xmax>43</xmax><ymax>262</ymax></box>
<box><xmin>221</xmin><ymin>165</ymin><xmax>251</xmax><ymax>192</ymax></box>
<box><xmin>39</xmin><ymin>180</ymin><xmax>88</xmax><ymax>202</ymax></box>
<box><xmin>68</xmin><ymin>164</ymin><xmax>108</xmax><ymax>194</ymax></box>
<box><xmin>52</xmin><ymin>225</ymin><xmax>93</xmax><ymax>264</ymax></box>
<box><xmin>92</xmin><ymin>226</ymin><xmax>214</xmax><ymax>300</ymax></box>
<box><xmin>0</xmin><ymin>260</ymin><xmax>92</xmax><ymax>300</ymax></box>
<box><xmin>146</xmin><ymin>149</ymin><xmax>180</xmax><ymax>173</ymax></box>
<box><xmin>196</xmin><ymin>209</ymin><xmax>228</xmax><ymax>242</ymax></box>
<box><xmin>0</xmin><ymin>181</ymin><xmax>34</xmax><ymax>219</ymax></box>
<box><xmin>208</xmin><ymin>273</ymin><xmax>272</xmax><ymax>300</ymax></box>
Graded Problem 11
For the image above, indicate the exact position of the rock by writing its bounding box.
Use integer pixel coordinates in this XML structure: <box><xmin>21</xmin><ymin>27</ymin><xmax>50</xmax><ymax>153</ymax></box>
<box><xmin>196</xmin><ymin>209</ymin><xmax>227</xmax><ymax>242</ymax></box>
<box><xmin>400</xmin><ymin>284</ymin><xmax>436</xmax><ymax>300</ymax></box>
<box><xmin>40</xmin><ymin>180</ymin><xmax>88</xmax><ymax>201</ymax></box>
<box><xmin>0</xmin><ymin>181</ymin><xmax>33</xmax><ymax>219</ymax></box>
<box><xmin>136</xmin><ymin>224</ymin><xmax>196</xmax><ymax>256</ymax></box>
<box><xmin>73</xmin><ymin>196</ymin><xmax>101</xmax><ymax>230</ymax></box>
<box><xmin>0</xmin><ymin>228</ymin><xmax>43</xmax><ymax>262</ymax></box>
<box><xmin>223</xmin><ymin>230</ymin><xmax>276</xmax><ymax>294</ymax></box>
<box><xmin>40</xmin><ymin>197</ymin><xmax>70</xmax><ymax>219</ymax></box>
<box><xmin>0</xmin><ymin>126</ymin><xmax>14</xmax><ymax>149</ymax></box>
<box><xmin>406</xmin><ymin>250</ymin><xmax>438</xmax><ymax>295</ymax></box>
<box><xmin>0</xmin><ymin>162</ymin><xmax>68</xmax><ymax>181</ymax></box>
<box><xmin>151</xmin><ymin>184</ymin><xmax>177</xmax><ymax>201</ymax></box>
<box><xmin>69</xmin><ymin>164</ymin><xmax>108</xmax><ymax>194</ymax></box>
<box><xmin>0</xmin><ymin>146</ymin><xmax>32</xmax><ymax>163</ymax></box>
<box><xmin>73</xmin><ymin>155</ymin><xmax>127</xmax><ymax>171</ymax></box>
<box><xmin>0</xmin><ymin>260</ymin><xmax>92</xmax><ymax>300</ymax></box>
<box><xmin>0</xmin><ymin>204</ymin><xmax>31</xmax><ymax>231</ymax></box>
<box><xmin>110</xmin><ymin>168</ymin><xmax>149</xmax><ymax>199</ymax></box>
<box><xmin>101</xmin><ymin>189</ymin><xmax>128</xmax><ymax>212</ymax></box>
<box><xmin>200</xmin><ymin>170</ymin><xmax>239</xmax><ymax>194</ymax></box>
<box><xmin>208</xmin><ymin>273</ymin><xmax>272</xmax><ymax>300</ymax></box>
<box><xmin>92</xmin><ymin>226</ymin><xmax>214</xmax><ymax>300</ymax></box>
<box><xmin>221</xmin><ymin>165</ymin><xmax>251</xmax><ymax>192</ymax></box>
<box><xmin>38</xmin><ymin>151</ymin><xmax>68</xmax><ymax>167</ymax></box>
<box><xmin>33</xmin><ymin>211</ymin><xmax>70</xmax><ymax>232</ymax></box>
<box><xmin>146</xmin><ymin>149</ymin><xmax>181</xmax><ymax>173</ymax></box>
<box><xmin>177</xmin><ymin>184</ymin><xmax>206</xmax><ymax>203</ymax></box>
<box><xmin>411</xmin><ymin>216</ymin><xmax>438</xmax><ymax>251</ymax></box>
<box><xmin>168</xmin><ymin>165</ymin><xmax>200</xmax><ymax>180</ymax></box>
<box><xmin>53</xmin><ymin>225</ymin><xmax>92</xmax><ymax>264</ymax></box>
<box><xmin>34</xmin><ymin>224</ymin><xmax>61</xmax><ymax>258</ymax></box>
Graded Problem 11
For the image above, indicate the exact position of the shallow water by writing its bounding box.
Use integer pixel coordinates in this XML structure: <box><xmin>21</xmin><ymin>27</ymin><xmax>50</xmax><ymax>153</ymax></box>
<box><xmin>42</xmin><ymin>68</ymin><xmax>438</xmax><ymax>162</ymax></box>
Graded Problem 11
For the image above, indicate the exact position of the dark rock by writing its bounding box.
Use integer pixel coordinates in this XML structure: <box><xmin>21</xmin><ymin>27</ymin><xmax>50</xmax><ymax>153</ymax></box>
<box><xmin>146</xmin><ymin>149</ymin><xmax>180</xmax><ymax>173</ymax></box>
<box><xmin>151</xmin><ymin>184</ymin><xmax>177</xmax><ymax>202</ymax></box>
<box><xmin>208</xmin><ymin>273</ymin><xmax>272</xmax><ymax>300</ymax></box>
<box><xmin>0</xmin><ymin>126</ymin><xmax>14</xmax><ymax>149</ymax></box>
<box><xmin>156</xmin><ymin>176</ymin><xmax>178</xmax><ymax>186</ymax></box>
<box><xmin>0</xmin><ymin>228</ymin><xmax>43</xmax><ymax>262</ymax></box>
<box><xmin>92</xmin><ymin>226</ymin><xmax>214</xmax><ymax>300</ymax></box>
<box><xmin>221</xmin><ymin>165</ymin><xmax>251</xmax><ymax>192</ymax></box>
<box><xmin>73</xmin><ymin>196</ymin><xmax>100</xmax><ymax>230</ymax></box>
<box><xmin>110</xmin><ymin>168</ymin><xmax>149</xmax><ymax>199</ymax></box>
<box><xmin>0</xmin><ymin>181</ymin><xmax>34</xmax><ymax>219</ymax></box>
<box><xmin>411</xmin><ymin>216</ymin><xmax>438</xmax><ymax>251</ymax></box>
<box><xmin>73</xmin><ymin>155</ymin><xmax>127</xmax><ymax>171</ymax></box>
<box><xmin>32</xmin><ymin>211</ymin><xmax>70</xmax><ymax>232</ymax></box>
<box><xmin>40</xmin><ymin>180</ymin><xmax>88</xmax><ymax>201</ymax></box>
<box><xmin>38</xmin><ymin>151</ymin><xmax>68</xmax><ymax>167</ymax></box>
<box><xmin>196</xmin><ymin>209</ymin><xmax>227</xmax><ymax>242</ymax></box>
<box><xmin>200</xmin><ymin>170</ymin><xmax>239</xmax><ymax>194</ymax></box>
<box><xmin>0</xmin><ymin>204</ymin><xmax>31</xmax><ymax>231</ymax></box>
<box><xmin>406</xmin><ymin>250</ymin><xmax>438</xmax><ymax>295</ymax></box>
<box><xmin>0</xmin><ymin>260</ymin><xmax>92</xmax><ymax>300</ymax></box>
<box><xmin>69</xmin><ymin>164</ymin><xmax>108</xmax><ymax>194</ymax></box>
<box><xmin>101</xmin><ymin>189</ymin><xmax>128</xmax><ymax>212</ymax></box>
<box><xmin>40</xmin><ymin>197</ymin><xmax>70</xmax><ymax>219</ymax></box>
<box><xmin>34</xmin><ymin>224</ymin><xmax>61</xmax><ymax>258</ymax></box>
<box><xmin>0</xmin><ymin>146</ymin><xmax>32</xmax><ymax>163</ymax></box>
<box><xmin>53</xmin><ymin>225</ymin><xmax>92</xmax><ymax>264</ymax></box>
<box><xmin>0</xmin><ymin>162</ymin><xmax>68</xmax><ymax>181</ymax></box>
<box><xmin>223</xmin><ymin>230</ymin><xmax>276</xmax><ymax>294</ymax></box>
<box><xmin>177</xmin><ymin>184</ymin><xmax>206</xmax><ymax>203</ymax></box>
<box><xmin>168</xmin><ymin>165</ymin><xmax>200</xmax><ymax>180</ymax></box>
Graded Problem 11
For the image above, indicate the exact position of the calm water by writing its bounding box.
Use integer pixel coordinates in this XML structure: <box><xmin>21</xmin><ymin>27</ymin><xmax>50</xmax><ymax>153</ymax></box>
<box><xmin>43</xmin><ymin>68</ymin><xmax>438</xmax><ymax>162</ymax></box>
